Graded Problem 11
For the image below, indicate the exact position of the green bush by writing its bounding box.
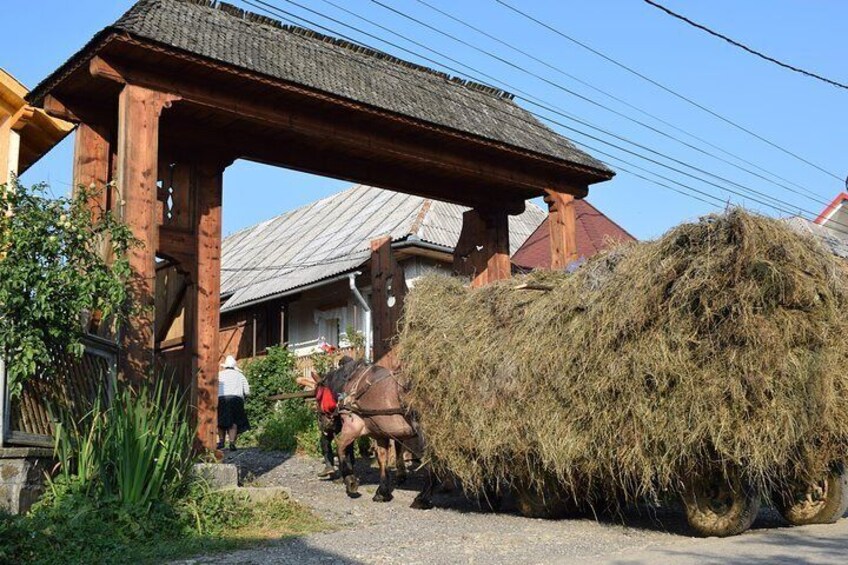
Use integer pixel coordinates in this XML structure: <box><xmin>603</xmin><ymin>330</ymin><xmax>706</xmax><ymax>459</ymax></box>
<box><xmin>0</xmin><ymin>481</ymin><xmax>324</xmax><ymax>564</ymax></box>
<box><xmin>241</xmin><ymin>346</ymin><xmax>319</xmax><ymax>453</ymax></box>
<box><xmin>0</xmin><ymin>180</ymin><xmax>135</xmax><ymax>395</ymax></box>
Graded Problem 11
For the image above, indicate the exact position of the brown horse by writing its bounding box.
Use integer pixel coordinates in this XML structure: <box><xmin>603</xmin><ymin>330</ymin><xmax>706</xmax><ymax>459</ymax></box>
<box><xmin>333</xmin><ymin>360</ymin><xmax>433</xmax><ymax>508</ymax></box>
<box><xmin>303</xmin><ymin>359</ymin><xmax>433</xmax><ymax>508</ymax></box>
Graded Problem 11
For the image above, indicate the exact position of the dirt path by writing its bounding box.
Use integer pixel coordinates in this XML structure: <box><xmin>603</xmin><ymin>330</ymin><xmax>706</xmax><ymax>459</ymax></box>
<box><xmin>175</xmin><ymin>449</ymin><xmax>846</xmax><ymax>564</ymax></box>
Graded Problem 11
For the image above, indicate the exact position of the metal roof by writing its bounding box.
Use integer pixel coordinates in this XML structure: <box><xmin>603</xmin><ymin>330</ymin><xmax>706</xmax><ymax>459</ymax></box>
<box><xmin>220</xmin><ymin>185</ymin><xmax>546</xmax><ymax>312</ymax></box>
<box><xmin>28</xmin><ymin>0</ymin><xmax>612</xmax><ymax>176</ymax></box>
<box><xmin>785</xmin><ymin>216</ymin><xmax>848</xmax><ymax>259</ymax></box>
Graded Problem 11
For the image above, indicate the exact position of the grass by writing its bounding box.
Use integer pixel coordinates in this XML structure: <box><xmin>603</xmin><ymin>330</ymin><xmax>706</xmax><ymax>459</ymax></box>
<box><xmin>0</xmin><ymin>486</ymin><xmax>326</xmax><ymax>564</ymax></box>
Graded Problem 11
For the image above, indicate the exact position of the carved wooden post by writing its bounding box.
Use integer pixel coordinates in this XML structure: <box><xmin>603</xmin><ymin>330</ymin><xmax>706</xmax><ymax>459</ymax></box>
<box><xmin>370</xmin><ymin>236</ymin><xmax>406</xmax><ymax>369</ymax></box>
<box><xmin>115</xmin><ymin>84</ymin><xmax>176</xmax><ymax>384</ymax></box>
<box><xmin>544</xmin><ymin>189</ymin><xmax>579</xmax><ymax>270</ymax></box>
<box><xmin>194</xmin><ymin>160</ymin><xmax>224</xmax><ymax>450</ymax></box>
<box><xmin>73</xmin><ymin>122</ymin><xmax>112</xmax><ymax>216</ymax></box>
<box><xmin>453</xmin><ymin>208</ymin><xmax>510</xmax><ymax>287</ymax></box>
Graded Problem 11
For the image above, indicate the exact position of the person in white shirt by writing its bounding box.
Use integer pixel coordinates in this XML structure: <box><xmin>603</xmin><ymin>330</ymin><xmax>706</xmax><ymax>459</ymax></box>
<box><xmin>217</xmin><ymin>355</ymin><xmax>251</xmax><ymax>451</ymax></box>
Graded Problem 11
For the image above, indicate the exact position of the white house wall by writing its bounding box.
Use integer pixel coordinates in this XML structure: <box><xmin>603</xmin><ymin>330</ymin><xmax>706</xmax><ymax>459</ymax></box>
<box><xmin>287</xmin><ymin>278</ymin><xmax>370</xmax><ymax>357</ymax></box>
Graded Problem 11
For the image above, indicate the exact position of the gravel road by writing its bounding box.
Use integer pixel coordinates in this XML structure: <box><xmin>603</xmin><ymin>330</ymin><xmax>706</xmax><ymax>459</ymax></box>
<box><xmin>175</xmin><ymin>449</ymin><xmax>848</xmax><ymax>564</ymax></box>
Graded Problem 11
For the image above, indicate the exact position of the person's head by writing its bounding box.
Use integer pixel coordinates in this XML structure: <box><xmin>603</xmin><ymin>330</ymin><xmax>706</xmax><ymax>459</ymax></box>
<box><xmin>221</xmin><ymin>355</ymin><xmax>239</xmax><ymax>370</ymax></box>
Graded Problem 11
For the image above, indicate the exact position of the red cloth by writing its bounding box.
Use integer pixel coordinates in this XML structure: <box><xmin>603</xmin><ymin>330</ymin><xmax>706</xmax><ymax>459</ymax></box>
<box><xmin>315</xmin><ymin>385</ymin><xmax>337</xmax><ymax>414</ymax></box>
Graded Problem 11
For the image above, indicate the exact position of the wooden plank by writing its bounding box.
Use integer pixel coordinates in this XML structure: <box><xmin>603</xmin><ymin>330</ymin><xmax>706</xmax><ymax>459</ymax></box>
<box><xmin>370</xmin><ymin>236</ymin><xmax>391</xmax><ymax>365</ymax></box>
<box><xmin>370</xmin><ymin>237</ymin><xmax>406</xmax><ymax>369</ymax></box>
<box><xmin>544</xmin><ymin>189</ymin><xmax>580</xmax><ymax>270</ymax></box>
<box><xmin>6</xmin><ymin>431</ymin><xmax>53</xmax><ymax>448</ymax></box>
<box><xmin>73</xmin><ymin>122</ymin><xmax>111</xmax><ymax>195</ymax></box>
<box><xmin>0</xmin><ymin>117</ymin><xmax>10</xmax><ymax>186</ymax></box>
<box><xmin>454</xmin><ymin>208</ymin><xmax>511</xmax><ymax>287</ymax></box>
<box><xmin>89</xmin><ymin>56</ymin><xmax>585</xmax><ymax>205</ymax></box>
<box><xmin>193</xmin><ymin>160</ymin><xmax>224</xmax><ymax>451</ymax></box>
<box><xmin>115</xmin><ymin>84</ymin><xmax>177</xmax><ymax>384</ymax></box>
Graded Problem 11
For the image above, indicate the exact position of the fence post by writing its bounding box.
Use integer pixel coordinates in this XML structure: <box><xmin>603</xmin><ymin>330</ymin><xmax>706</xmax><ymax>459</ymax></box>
<box><xmin>0</xmin><ymin>356</ymin><xmax>7</xmax><ymax>447</ymax></box>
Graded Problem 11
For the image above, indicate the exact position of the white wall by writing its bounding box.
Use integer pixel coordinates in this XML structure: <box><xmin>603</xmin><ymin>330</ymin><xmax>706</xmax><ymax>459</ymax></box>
<box><xmin>287</xmin><ymin>278</ymin><xmax>370</xmax><ymax>357</ymax></box>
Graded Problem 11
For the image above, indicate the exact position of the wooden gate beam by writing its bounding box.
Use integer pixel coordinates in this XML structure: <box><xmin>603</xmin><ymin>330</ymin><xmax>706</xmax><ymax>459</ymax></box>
<box><xmin>453</xmin><ymin>208</ymin><xmax>511</xmax><ymax>287</ymax></box>
<box><xmin>544</xmin><ymin>188</ymin><xmax>580</xmax><ymax>270</ymax></box>
<box><xmin>194</xmin><ymin>160</ymin><xmax>225</xmax><ymax>450</ymax></box>
<box><xmin>73</xmin><ymin>122</ymin><xmax>113</xmax><ymax>219</ymax></box>
<box><xmin>370</xmin><ymin>236</ymin><xmax>406</xmax><ymax>369</ymax></box>
<box><xmin>115</xmin><ymin>84</ymin><xmax>178</xmax><ymax>384</ymax></box>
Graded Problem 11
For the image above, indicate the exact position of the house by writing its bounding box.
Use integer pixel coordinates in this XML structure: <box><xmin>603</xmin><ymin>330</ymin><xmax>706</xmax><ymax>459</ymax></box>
<box><xmin>512</xmin><ymin>198</ymin><xmax>636</xmax><ymax>270</ymax></box>
<box><xmin>0</xmin><ymin>68</ymin><xmax>73</xmax><ymax>185</ymax></box>
<box><xmin>219</xmin><ymin>184</ymin><xmax>547</xmax><ymax>366</ymax></box>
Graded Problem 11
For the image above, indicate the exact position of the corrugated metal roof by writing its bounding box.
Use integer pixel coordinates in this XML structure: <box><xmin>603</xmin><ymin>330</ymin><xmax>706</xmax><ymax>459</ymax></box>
<box><xmin>220</xmin><ymin>185</ymin><xmax>546</xmax><ymax>312</ymax></box>
<box><xmin>785</xmin><ymin>216</ymin><xmax>848</xmax><ymax>259</ymax></box>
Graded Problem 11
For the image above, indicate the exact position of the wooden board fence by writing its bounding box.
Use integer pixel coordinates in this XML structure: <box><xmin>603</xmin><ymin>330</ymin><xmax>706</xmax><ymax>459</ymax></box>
<box><xmin>2</xmin><ymin>335</ymin><xmax>117</xmax><ymax>447</ymax></box>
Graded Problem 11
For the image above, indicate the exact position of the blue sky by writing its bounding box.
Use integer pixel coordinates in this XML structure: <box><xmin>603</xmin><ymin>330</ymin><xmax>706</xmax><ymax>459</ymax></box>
<box><xmin>4</xmin><ymin>0</ymin><xmax>847</xmax><ymax>240</ymax></box>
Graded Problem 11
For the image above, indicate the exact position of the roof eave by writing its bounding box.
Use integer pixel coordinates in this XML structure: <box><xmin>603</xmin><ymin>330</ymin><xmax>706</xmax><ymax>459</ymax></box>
<box><xmin>28</xmin><ymin>28</ymin><xmax>614</xmax><ymax>184</ymax></box>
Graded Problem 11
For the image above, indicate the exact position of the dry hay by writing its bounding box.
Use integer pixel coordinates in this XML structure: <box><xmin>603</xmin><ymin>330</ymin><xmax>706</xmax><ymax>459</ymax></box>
<box><xmin>398</xmin><ymin>210</ymin><xmax>848</xmax><ymax>505</ymax></box>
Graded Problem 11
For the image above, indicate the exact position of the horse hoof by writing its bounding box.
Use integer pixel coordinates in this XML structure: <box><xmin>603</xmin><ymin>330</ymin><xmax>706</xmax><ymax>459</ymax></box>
<box><xmin>410</xmin><ymin>497</ymin><xmax>433</xmax><ymax>510</ymax></box>
<box><xmin>373</xmin><ymin>492</ymin><xmax>393</xmax><ymax>503</ymax></box>
<box><xmin>344</xmin><ymin>475</ymin><xmax>359</xmax><ymax>498</ymax></box>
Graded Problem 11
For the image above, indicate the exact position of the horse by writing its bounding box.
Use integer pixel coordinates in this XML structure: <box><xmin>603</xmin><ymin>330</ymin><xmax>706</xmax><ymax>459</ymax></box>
<box><xmin>307</xmin><ymin>357</ymin><xmax>434</xmax><ymax>508</ymax></box>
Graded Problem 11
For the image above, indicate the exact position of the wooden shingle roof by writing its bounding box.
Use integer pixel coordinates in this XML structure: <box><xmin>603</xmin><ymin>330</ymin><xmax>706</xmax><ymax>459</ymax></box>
<box><xmin>29</xmin><ymin>0</ymin><xmax>612</xmax><ymax>176</ymax></box>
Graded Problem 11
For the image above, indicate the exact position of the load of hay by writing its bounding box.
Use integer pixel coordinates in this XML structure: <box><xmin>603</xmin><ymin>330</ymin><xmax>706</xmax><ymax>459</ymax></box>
<box><xmin>398</xmin><ymin>210</ymin><xmax>848</xmax><ymax>505</ymax></box>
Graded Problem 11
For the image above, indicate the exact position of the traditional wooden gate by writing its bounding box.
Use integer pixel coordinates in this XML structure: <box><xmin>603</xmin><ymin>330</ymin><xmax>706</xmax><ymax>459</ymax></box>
<box><xmin>28</xmin><ymin>0</ymin><xmax>613</xmax><ymax>449</ymax></box>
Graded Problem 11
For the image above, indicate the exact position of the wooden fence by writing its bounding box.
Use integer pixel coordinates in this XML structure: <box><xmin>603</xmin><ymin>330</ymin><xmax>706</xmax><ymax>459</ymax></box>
<box><xmin>0</xmin><ymin>335</ymin><xmax>117</xmax><ymax>448</ymax></box>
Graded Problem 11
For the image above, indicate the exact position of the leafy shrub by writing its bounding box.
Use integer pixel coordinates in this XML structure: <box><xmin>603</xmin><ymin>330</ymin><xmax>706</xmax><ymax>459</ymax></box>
<box><xmin>241</xmin><ymin>346</ymin><xmax>319</xmax><ymax>453</ymax></box>
<box><xmin>0</xmin><ymin>481</ymin><xmax>324</xmax><ymax>564</ymax></box>
<box><xmin>243</xmin><ymin>346</ymin><xmax>298</xmax><ymax>432</ymax></box>
<box><xmin>0</xmin><ymin>180</ymin><xmax>135</xmax><ymax>395</ymax></box>
<box><xmin>257</xmin><ymin>401</ymin><xmax>319</xmax><ymax>454</ymax></box>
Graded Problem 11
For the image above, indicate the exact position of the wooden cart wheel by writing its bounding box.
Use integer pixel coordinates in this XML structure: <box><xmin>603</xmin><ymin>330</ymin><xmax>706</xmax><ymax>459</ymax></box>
<box><xmin>515</xmin><ymin>483</ymin><xmax>572</xmax><ymax>519</ymax></box>
<box><xmin>682</xmin><ymin>469</ymin><xmax>760</xmax><ymax>537</ymax></box>
<box><xmin>774</xmin><ymin>464</ymin><xmax>848</xmax><ymax>526</ymax></box>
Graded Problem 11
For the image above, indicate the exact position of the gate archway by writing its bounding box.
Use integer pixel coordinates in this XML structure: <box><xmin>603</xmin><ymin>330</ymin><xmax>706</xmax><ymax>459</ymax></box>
<box><xmin>28</xmin><ymin>0</ymin><xmax>613</xmax><ymax>449</ymax></box>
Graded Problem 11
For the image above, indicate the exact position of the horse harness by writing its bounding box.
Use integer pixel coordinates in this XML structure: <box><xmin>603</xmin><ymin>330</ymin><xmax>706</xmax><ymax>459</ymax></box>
<box><xmin>338</xmin><ymin>364</ymin><xmax>408</xmax><ymax>417</ymax></box>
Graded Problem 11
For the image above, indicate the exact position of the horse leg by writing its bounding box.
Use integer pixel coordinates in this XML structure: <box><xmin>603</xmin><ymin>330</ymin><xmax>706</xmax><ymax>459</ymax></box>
<box><xmin>337</xmin><ymin>413</ymin><xmax>363</xmax><ymax>498</ymax></box>
<box><xmin>373</xmin><ymin>438</ymin><xmax>394</xmax><ymax>502</ymax></box>
<box><xmin>317</xmin><ymin>430</ymin><xmax>335</xmax><ymax>478</ymax></box>
<box><xmin>394</xmin><ymin>441</ymin><xmax>408</xmax><ymax>485</ymax></box>
<box><xmin>411</xmin><ymin>462</ymin><xmax>435</xmax><ymax>510</ymax></box>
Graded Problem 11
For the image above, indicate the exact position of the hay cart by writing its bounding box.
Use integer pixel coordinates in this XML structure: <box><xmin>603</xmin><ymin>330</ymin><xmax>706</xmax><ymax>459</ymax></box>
<box><xmin>399</xmin><ymin>211</ymin><xmax>848</xmax><ymax>537</ymax></box>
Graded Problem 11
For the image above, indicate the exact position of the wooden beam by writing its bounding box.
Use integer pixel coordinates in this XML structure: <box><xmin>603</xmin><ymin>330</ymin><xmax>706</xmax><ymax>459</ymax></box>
<box><xmin>0</xmin><ymin>117</ymin><xmax>10</xmax><ymax>185</ymax></box>
<box><xmin>194</xmin><ymin>160</ymin><xmax>225</xmax><ymax>451</ymax></box>
<box><xmin>116</xmin><ymin>84</ymin><xmax>177</xmax><ymax>384</ymax></box>
<box><xmin>89</xmin><ymin>55</ymin><xmax>582</xmax><ymax>201</ymax></box>
<box><xmin>370</xmin><ymin>237</ymin><xmax>406</xmax><ymax>369</ymax></box>
<box><xmin>544</xmin><ymin>189</ymin><xmax>579</xmax><ymax>270</ymax></box>
<box><xmin>453</xmin><ymin>208</ymin><xmax>511</xmax><ymax>288</ymax></box>
<box><xmin>43</xmin><ymin>94</ymin><xmax>80</xmax><ymax>123</ymax></box>
<box><xmin>73</xmin><ymin>122</ymin><xmax>112</xmax><ymax>218</ymax></box>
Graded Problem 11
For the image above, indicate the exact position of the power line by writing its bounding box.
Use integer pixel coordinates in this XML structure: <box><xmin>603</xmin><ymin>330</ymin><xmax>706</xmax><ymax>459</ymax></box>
<box><xmin>369</xmin><ymin>0</ymin><xmax>824</xmax><ymax>204</ymax></box>
<box><xmin>410</xmin><ymin>0</ymin><xmax>815</xmax><ymax>198</ymax></box>
<box><xmin>643</xmin><ymin>0</ymin><xmax>848</xmax><ymax>91</ymax></box>
<box><xmin>281</xmin><ymin>0</ymin><xmax>831</xmax><ymax>220</ymax></box>
<box><xmin>238</xmin><ymin>0</ymin><xmax>848</xmax><ymax>237</ymax></box>
<box><xmin>494</xmin><ymin>0</ymin><xmax>843</xmax><ymax>182</ymax></box>
<box><xmin>363</xmin><ymin>0</ymin><xmax>830</xmax><ymax>211</ymax></box>
<box><xmin>237</xmin><ymin>1</ymin><xmax>732</xmax><ymax>215</ymax></box>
